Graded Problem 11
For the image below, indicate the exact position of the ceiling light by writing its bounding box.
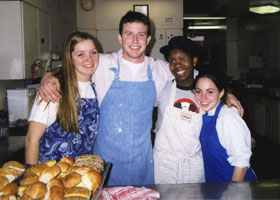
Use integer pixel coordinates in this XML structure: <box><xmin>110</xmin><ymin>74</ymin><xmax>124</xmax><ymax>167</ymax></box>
<box><xmin>249</xmin><ymin>5</ymin><xmax>280</xmax><ymax>14</ymax></box>
<box><xmin>183</xmin><ymin>17</ymin><xmax>226</xmax><ymax>20</ymax></box>
<box><xmin>188</xmin><ymin>25</ymin><xmax>227</xmax><ymax>30</ymax></box>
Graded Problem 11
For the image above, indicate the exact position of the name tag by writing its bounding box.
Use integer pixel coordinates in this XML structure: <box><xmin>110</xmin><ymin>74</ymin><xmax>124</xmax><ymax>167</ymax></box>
<box><xmin>180</xmin><ymin>110</ymin><xmax>192</xmax><ymax>122</ymax></box>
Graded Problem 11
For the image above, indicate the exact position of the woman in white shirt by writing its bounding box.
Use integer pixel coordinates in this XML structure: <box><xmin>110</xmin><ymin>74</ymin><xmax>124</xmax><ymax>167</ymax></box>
<box><xmin>25</xmin><ymin>31</ymin><xmax>100</xmax><ymax>164</ymax></box>
<box><xmin>193</xmin><ymin>70</ymin><xmax>257</xmax><ymax>182</ymax></box>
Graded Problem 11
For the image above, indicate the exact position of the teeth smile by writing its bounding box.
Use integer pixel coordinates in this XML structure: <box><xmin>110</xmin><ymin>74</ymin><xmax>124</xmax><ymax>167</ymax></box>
<box><xmin>131</xmin><ymin>46</ymin><xmax>140</xmax><ymax>49</ymax></box>
<box><xmin>177</xmin><ymin>70</ymin><xmax>185</xmax><ymax>75</ymax></box>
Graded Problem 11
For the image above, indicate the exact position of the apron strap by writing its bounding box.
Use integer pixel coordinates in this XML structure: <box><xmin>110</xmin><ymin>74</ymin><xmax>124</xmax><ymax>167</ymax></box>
<box><xmin>90</xmin><ymin>79</ymin><xmax>99</xmax><ymax>104</ymax></box>
<box><xmin>147</xmin><ymin>63</ymin><xmax>153</xmax><ymax>81</ymax></box>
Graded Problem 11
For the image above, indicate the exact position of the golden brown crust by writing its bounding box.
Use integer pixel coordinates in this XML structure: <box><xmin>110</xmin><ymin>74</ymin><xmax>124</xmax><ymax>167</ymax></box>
<box><xmin>0</xmin><ymin>195</ymin><xmax>17</xmax><ymax>200</ymax></box>
<box><xmin>0</xmin><ymin>168</ymin><xmax>18</xmax><ymax>177</ymax></box>
<box><xmin>69</xmin><ymin>166</ymin><xmax>91</xmax><ymax>176</ymax></box>
<box><xmin>19</xmin><ymin>172</ymin><xmax>39</xmax><ymax>186</ymax></box>
<box><xmin>17</xmin><ymin>195</ymin><xmax>33</xmax><ymax>200</ymax></box>
<box><xmin>57</xmin><ymin>172</ymin><xmax>68</xmax><ymax>180</ymax></box>
<box><xmin>39</xmin><ymin>165</ymin><xmax>61</xmax><ymax>184</ymax></box>
<box><xmin>43</xmin><ymin>160</ymin><xmax>57</xmax><ymax>167</ymax></box>
<box><xmin>64</xmin><ymin>187</ymin><xmax>91</xmax><ymax>199</ymax></box>
<box><xmin>48</xmin><ymin>177</ymin><xmax>64</xmax><ymax>189</ymax></box>
<box><xmin>63</xmin><ymin>172</ymin><xmax>82</xmax><ymax>188</ymax></box>
<box><xmin>49</xmin><ymin>186</ymin><xmax>64</xmax><ymax>200</ymax></box>
<box><xmin>56</xmin><ymin>162</ymin><xmax>71</xmax><ymax>173</ymax></box>
<box><xmin>25</xmin><ymin>163</ymin><xmax>48</xmax><ymax>176</ymax></box>
<box><xmin>2</xmin><ymin>161</ymin><xmax>25</xmax><ymax>172</ymax></box>
<box><xmin>24</xmin><ymin>182</ymin><xmax>47</xmax><ymax>199</ymax></box>
<box><xmin>17</xmin><ymin>185</ymin><xmax>28</xmax><ymax>197</ymax></box>
<box><xmin>63</xmin><ymin>196</ymin><xmax>88</xmax><ymax>200</ymax></box>
<box><xmin>0</xmin><ymin>183</ymin><xmax>18</xmax><ymax>196</ymax></box>
<box><xmin>60</xmin><ymin>157</ymin><xmax>74</xmax><ymax>166</ymax></box>
<box><xmin>82</xmin><ymin>170</ymin><xmax>102</xmax><ymax>191</ymax></box>
<box><xmin>0</xmin><ymin>176</ymin><xmax>8</xmax><ymax>191</ymax></box>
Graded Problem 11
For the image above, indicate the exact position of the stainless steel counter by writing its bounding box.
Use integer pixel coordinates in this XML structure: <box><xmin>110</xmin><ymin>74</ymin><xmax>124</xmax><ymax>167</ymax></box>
<box><xmin>0</xmin><ymin>136</ymin><xmax>25</xmax><ymax>165</ymax></box>
<box><xmin>149</xmin><ymin>180</ymin><xmax>280</xmax><ymax>199</ymax></box>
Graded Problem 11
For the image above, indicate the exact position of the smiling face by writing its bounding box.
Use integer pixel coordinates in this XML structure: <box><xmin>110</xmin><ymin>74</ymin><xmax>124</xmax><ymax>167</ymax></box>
<box><xmin>168</xmin><ymin>49</ymin><xmax>196</xmax><ymax>87</ymax></box>
<box><xmin>118</xmin><ymin>22</ymin><xmax>151</xmax><ymax>63</ymax></box>
<box><xmin>71</xmin><ymin>39</ymin><xmax>99</xmax><ymax>82</ymax></box>
<box><xmin>194</xmin><ymin>77</ymin><xmax>224</xmax><ymax>112</ymax></box>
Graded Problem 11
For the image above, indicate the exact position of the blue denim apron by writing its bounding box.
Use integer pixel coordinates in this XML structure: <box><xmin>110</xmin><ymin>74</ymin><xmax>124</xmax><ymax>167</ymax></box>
<box><xmin>94</xmin><ymin>59</ymin><xmax>156</xmax><ymax>186</ymax></box>
<box><xmin>200</xmin><ymin>101</ymin><xmax>257</xmax><ymax>182</ymax></box>
<box><xmin>39</xmin><ymin>81</ymin><xmax>100</xmax><ymax>163</ymax></box>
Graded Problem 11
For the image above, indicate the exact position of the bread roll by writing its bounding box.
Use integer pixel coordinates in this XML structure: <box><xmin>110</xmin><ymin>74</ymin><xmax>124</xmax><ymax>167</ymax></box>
<box><xmin>56</xmin><ymin>162</ymin><xmax>71</xmax><ymax>173</ymax></box>
<box><xmin>0</xmin><ymin>183</ymin><xmax>18</xmax><ymax>196</ymax></box>
<box><xmin>74</xmin><ymin>154</ymin><xmax>104</xmax><ymax>173</ymax></box>
<box><xmin>60</xmin><ymin>157</ymin><xmax>74</xmax><ymax>166</ymax></box>
<box><xmin>2</xmin><ymin>161</ymin><xmax>25</xmax><ymax>172</ymax></box>
<box><xmin>69</xmin><ymin>166</ymin><xmax>91</xmax><ymax>176</ymax></box>
<box><xmin>19</xmin><ymin>172</ymin><xmax>39</xmax><ymax>186</ymax></box>
<box><xmin>0</xmin><ymin>176</ymin><xmax>8</xmax><ymax>191</ymax></box>
<box><xmin>16</xmin><ymin>195</ymin><xmax>33</xmax><ymax>200</ymax></box>
<box><xmin>0</xmin><ymin>195</ymin><xmax>17</xmax><ymax>200</ymax></box>
<box><xmin>17</xmin><ymin>185</ymin><xmax>28</xmax><ymax>197</ymax></box>
<box><xmin>24</xmin><ymin>182</ymin><xmax>47</xmax><ymax>199</ymax></box>
<box><xmin>25</xmin><ymin>163</ymin><xmax>48</xmax><ymax>176</ymax></box>
<box><xmin>63</xmin><ymin>172</ymin><xmax>82</xmax><ymax>188</ymax></box>
<box><xmin>63</xmin><ymin>196</ymin><xmax>88</xmax><ymax>200</ymax></box>
<box><xmin>64</xmin><ymin>187</ymin><xmax>91</xmax><ymax>199</ymax></box>
<box><xmin>48</xmin><ymin>177</ymin><xmax>64</xmax><ymax>189</ymax></box>
<box><xmin>82</xmin><ymin>170</ymin><xmax>102</xmax><ymax>191</ymax></box>
<box><xmin>57</xmin><ymin>172</ymin><xmax>68</xmax><ymax>180</ymax></box>
<box><xmin>48</xmin><ymin>186</ymin><xmax>64</xmax><ymax>200</ymax></box>
<box><xmin>39</xmin><ymin>165</ymin><xmax>61</xmax><ymax>184</ymax></box>
<box><xmin>0</xmin><ymin>169</ymin><xmax>17</xmax><ymax>183</ymax></box>
<box><xmin>75</xmin><ymin>154</ymin><xmax>103</xmax><ymax>163</ymax></box>
<box><xmin>43</xmin><ymin>160</ymin><xmax>57</xmax><ymax>167</ymax></box>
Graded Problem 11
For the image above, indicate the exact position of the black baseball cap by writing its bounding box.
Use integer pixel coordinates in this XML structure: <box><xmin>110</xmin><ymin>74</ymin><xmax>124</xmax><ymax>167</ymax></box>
<box><xmin>160</xmin><ymin>36</ymin><xmax>200</xmax><ymax>59</ymax></box>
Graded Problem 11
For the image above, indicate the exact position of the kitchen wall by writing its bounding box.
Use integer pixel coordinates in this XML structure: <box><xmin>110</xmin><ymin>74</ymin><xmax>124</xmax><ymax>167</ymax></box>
<box><xmin>76</xmin><ymin>0</ymin><xmax>184</xmax><ymax>60</ymax></box>
<box><xmin>0</xmin><ymin>0</ymin><xmax>77</xmax><ymax>111</ymax></box>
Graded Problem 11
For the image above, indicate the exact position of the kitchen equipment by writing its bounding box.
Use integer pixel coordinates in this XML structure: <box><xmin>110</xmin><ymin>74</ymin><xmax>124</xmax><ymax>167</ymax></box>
<box><xmin>0</xmin><ymin>127</ymin><xmax>8</xmax><ymax>138</ymax></box>
<box><xmin>6</xmin><ymin>88</ymin><xmax>36</xmax><ymax>126</ymax></box>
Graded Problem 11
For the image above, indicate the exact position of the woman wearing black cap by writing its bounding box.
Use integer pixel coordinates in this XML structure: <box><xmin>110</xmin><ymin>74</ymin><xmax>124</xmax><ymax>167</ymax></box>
<box><xmin>153</xmin><ymin>36</ymin><xmax>205</xmax><ymax>184</ymax></box>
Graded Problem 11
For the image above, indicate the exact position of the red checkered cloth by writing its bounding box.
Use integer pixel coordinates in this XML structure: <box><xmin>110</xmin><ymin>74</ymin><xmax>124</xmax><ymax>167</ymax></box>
<box><xmin>100</xmin><ymin>186</ymin><xmax>160</xmax><ymax>200</ymax></box>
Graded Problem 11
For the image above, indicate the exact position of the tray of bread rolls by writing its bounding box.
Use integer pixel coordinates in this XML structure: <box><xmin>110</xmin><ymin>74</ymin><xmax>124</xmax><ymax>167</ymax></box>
<box><xmin>0</xmin><ymin>154</ymin><xmax>112</xmax><ymax>200</ymax></box>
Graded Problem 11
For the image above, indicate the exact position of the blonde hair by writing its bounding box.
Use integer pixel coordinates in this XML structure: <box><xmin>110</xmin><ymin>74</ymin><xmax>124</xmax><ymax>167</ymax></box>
<box><xmin>56</xmin><ymin>31</ymin><xmax>97</xmax><ymax>133</ymax></box>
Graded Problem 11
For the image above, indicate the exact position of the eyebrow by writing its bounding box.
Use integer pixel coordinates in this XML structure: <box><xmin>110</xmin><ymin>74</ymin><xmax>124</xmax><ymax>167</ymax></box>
<box><xmin>73</xmin><ymin>48</ymin><xmax>97</xmax><ymax>53</ymax></box>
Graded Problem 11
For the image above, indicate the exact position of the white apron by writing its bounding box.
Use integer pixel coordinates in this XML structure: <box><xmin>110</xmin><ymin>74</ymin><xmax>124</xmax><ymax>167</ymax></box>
<box><xmin>153</xmin><ymin>81</ymin><xmax>205</xmax><ymax>184</ymax></box>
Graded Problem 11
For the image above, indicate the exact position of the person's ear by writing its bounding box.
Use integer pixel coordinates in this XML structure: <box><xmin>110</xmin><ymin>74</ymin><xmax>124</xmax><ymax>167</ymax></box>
<box><xmin>193</xmin><ymin>57</ymin><xmax>198</xmax><ymax>67</ymax></box>
<box><xmin>146</xmin><ymin>35</ymin><xmax>152</xmax><ymax>45</ymax></box>
<box><xmin>118</xmin><ymin>33</ymin><xmax>123</xmax><ymax>45</ymax></box>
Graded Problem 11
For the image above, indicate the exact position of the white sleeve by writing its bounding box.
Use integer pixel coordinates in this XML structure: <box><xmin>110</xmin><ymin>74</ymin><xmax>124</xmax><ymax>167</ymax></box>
<box><xmin>216</xmin><ymin>106</ymin><xmax>252</xmax><ymax>168</ymax></box>
<box><xmin>150</xmin><ymin>58</ymin><xmax>173</xmax><ymax>98</ymax></box>
<box><xmin>92</xmin><ymin>53</ymin><xmax>116</xmax><ymax>104</ymax></box>
<box><xmin>28</xmin><ymin>95</ymin><xmax>58</xmax><ymax>127</ymax></box>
